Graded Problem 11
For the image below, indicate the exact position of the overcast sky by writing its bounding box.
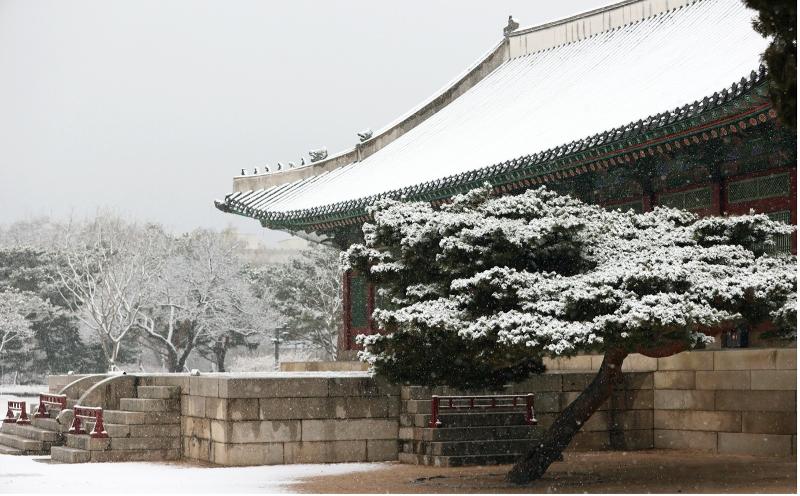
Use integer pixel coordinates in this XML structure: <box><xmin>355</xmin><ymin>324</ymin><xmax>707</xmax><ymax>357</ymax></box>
<box><xmin>0</xmin><ymin>0</ymin><xmax>611</xmax><ymax>243</ymax></box>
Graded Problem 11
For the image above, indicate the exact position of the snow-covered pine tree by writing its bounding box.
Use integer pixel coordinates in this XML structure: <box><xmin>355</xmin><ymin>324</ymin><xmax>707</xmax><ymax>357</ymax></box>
<box><xmin>342</xmin><ymin>184</ymin><xmax>796</xmax><ymax>483</ymax></box>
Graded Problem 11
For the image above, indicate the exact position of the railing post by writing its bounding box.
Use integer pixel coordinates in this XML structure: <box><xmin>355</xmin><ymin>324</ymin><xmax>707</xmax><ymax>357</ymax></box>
<box><xmin>69</xmin><ymin>411</ymin><xmax>84</xmax><ymax>435</ymax></box>
<box><xmin>16</xmin><ymin>402</ymin><xmax>30</xmax><ymax>425</ymax></box>
<box><xmin>34</xmin><ymin>394</ymin><xmax>48</xmax><ymax>419</ymax></box>
<box><xmin>89</xmin><ymin>408</ymin><xmax>108</xmax><ymax>439</ymax></box>
<box><xmin>525</xmin><ymin>393</ymin><xmax>537</xmax><ymax>425</ymax></box>
<box><xmin>3</xmin><ymin>403</ymin><xmax>15</xmax><ymax>424</ymax></box>
<box><xmin>429</xmin><ymin>395</ymin><xmax>441</xmax><ymax>428</ymax></box>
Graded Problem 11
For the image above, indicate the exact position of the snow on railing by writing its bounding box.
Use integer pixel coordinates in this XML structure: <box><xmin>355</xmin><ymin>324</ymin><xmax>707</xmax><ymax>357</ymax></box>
<box><xmin>3</xmin><ymin>400</ymin><xmax>31</xmax><ymax>425</ymax></box>
<box><xmin>34</xmin><ymin>393</ymin><xmax>67</xmax><ymax>419</ymax></box>
<box><xmin>429</xmin><ymin>393</ymin><xmax>537</xmax><ymax>428</ymax></box>
<box><xmin>69</xmin><ymin>405</ymin><xmax>108</xmax><ymax>438</ymax></box>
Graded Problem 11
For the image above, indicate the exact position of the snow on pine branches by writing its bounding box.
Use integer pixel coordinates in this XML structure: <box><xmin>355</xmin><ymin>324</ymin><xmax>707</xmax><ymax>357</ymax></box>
<box><xmin>342</xmin><ymin>184</ymin><xmax>796</xmax><ymax>387</ymax></box>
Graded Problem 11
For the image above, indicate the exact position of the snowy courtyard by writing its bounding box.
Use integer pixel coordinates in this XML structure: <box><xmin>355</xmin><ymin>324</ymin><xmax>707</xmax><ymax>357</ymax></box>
<box><xmin>2</xmin><ymin>451</ymin><xmax>795</xmax><ymax>494</ymax></box>
<box><xmin>0</xmin><ymin>454</ymin><xmax>380</xmax><ymax>494</ymax></box>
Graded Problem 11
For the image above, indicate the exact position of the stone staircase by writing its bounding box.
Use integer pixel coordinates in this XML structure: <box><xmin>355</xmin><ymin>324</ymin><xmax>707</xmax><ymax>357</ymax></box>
<box><xmin>0</xmin><ymin>400</ymin><xmax>72</xmax><ymax>455</ymax></box>
<box><xmin>399</xmin><ymin>403</ymin><xmax>543</xmax><ymax>467</ymax></box>
<box><xmin>51</xmin><ymin>385</ymin><xmax>181</xmax><ymax>463</ymax></box>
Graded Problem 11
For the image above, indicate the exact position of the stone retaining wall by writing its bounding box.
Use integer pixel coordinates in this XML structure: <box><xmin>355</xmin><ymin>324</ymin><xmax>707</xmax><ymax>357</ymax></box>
<box><xmin>172</xmin><ymin>373</ymin><xmax>400</xmax><ymax>466</ymax></box>
<box><xmin>651</xmin><ymin>349</ymin><xmax>796</xmax><ymax>457</ymax></box>
<box><xmin>42</xmin><ymin>348</ymin><xmax>795</xmax><ymax>465</ymax></box>
<box><xmin>399</xmin><ymin>371</ymin><xmax>655</xmax><ymax>452</ymax></box>
<box><xmin>545</xmin><ymin>349</ymin><xmax>797</xmax><ymax>456</ymax></box>
<box><xmin>401</xmin><ymin>348</ymin><xmax>796</xmax><ymax>457</ymax></box>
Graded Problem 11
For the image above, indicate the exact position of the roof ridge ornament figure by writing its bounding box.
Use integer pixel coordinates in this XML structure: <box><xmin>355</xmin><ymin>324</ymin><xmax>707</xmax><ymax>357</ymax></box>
<box><xmin>357</xmin><ymin>129</ymin><xmax>373</xmax><ymax>142</ymax></box>
<box><xmin>503</xmin><ymin>15</ymin><xmax>519</xmax><ymax>37</ymax></box>
<box><xmin>309</xmin><ymin>147</ymin><xmax>328</xmax><ymax>162</ymax></box>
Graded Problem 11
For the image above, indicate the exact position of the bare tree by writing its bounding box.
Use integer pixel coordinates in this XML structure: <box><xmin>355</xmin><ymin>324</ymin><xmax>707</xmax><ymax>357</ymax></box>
<box><xmin>250</xmin><ymin>247</ymin><xmax>342</xmax><ymax>360</ymax></box>
<box><xmin>0</xmin><ymin>291</ymin><xmax>43</xmax><ymax>355</ymax></box>
<box><xmin>54</xmin><ymin>215</ymin><xmax>163</xmax><ymax>370</ymax></box>
<box><xmin>134</xmin><ymin>229</ymin><xmax>272</xmax><ymax>372</ymax></box>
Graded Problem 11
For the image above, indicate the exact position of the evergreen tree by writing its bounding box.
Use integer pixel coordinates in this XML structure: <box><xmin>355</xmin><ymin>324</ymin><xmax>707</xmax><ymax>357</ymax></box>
<box><xmin>744</xmin><ymin>0</ymin><xmax>796</xmax><ymax>128</ymax></box>
<box><xmin>342</xmin><ymin>185</ymin><xmax>796</xmax><ymax>483</ymax></box>
<box><xmin>0</xmin><ymin>247</ymin><xmax>105</xmax><ymax>381</ymax></box>
<box><xmin>250</xmin><ymin>247</ymin><xmax>342</xmax><ymax>360</ymax></box>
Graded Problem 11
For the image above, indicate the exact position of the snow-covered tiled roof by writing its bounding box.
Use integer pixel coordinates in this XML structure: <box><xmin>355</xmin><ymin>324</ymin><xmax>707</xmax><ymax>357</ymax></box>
<box><xmin>216</xmin><ymin>0</ymin><xmax>770</xmax><ymax>229</ymax></box>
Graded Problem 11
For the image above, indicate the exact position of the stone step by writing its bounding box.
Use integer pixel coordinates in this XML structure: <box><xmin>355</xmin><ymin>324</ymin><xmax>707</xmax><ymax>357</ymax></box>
<box><xmin>51</xmin><ymin>446</ymin><xmax>92</xmax><ymax>463</ymax></box>
<box><xmin>90</xmin><ymin>448</ymin><xmax>181</xmax><ymax>462</ymax></box>
<box><xmin>0</xmin><ymin>444</ymin><xmax>23</xmax><ymax>455</ymax></box>
<box><xmin>136</xmin><ymin>386</ymin><xmax>181</xmax><ymax>399</ymax></box>
<box><xmin>417</xmin><ymin>425</ymin><xmax>542</xmax><ymax>442</ymax></box>
<box><xmin>0</xmin><ymin>432</ymin><xmax>47</xmax><ymax>453</ymax></box>
<box><xmin>32</xmin><ymin>416</ymin><xmax>69</xmax><ymax>433</ymax></box>
<box><xmin>82</xmin><ymin>422</ymin><xmax>180</xmax><ymax>439</ymax></box>
<box><xmin>0</xmin><ymin>422</ymin><xmax>60</xmax><ymax>442</ymax></box>
<box><xmin>118</xmin><ymin>398</ymin><xmax>179</xmax><ymax>413</ymax></box>
<box><xmin>103</xmin><ymin>410</ymin><xmax>180</xmax><ymax>425</ymax></box>
<box><xmin>398</xmin><ymin>452</ymin><xmax>521</xmax><ymax>467</ymax></box>
<box><xmin>55</xmin><ymin>443</ymin><xmax>181</xmax><ymax>463</ymax></box>
<box><xmin>404</xmin><ymin>399</ymin><xmax>526</xmax><ymax>415</ymax></box>
<box><xmin>405</xmin><ymin>412</ymin><xmax>531</xmax><ymax>428</ymax></box>
<box><xmin>67</xmin><ymin>434</ymin><xmax>111</xmax><ymax>451</ymax></box>
<box><xmin>68</xmin><ymin>431</ymin><xmax>180</xmax><ymax>452</ymax></box>
<box><xmin>110</xmin><ymin>436</ymin><xmax>181</xmax><ymax>451</ymax></box>
<box><xmin>408</xmin><ymin>438</ymin><xmax>534</xmax><ymax>457</ymax></box>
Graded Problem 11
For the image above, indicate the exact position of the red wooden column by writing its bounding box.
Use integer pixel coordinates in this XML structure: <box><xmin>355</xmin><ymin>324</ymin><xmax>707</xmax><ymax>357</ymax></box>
<box><xmin>711</xmin><ymin>177</ymin><xmax>724</xmax><ymax>215</ymax></box>
<box><xmin>339</xmin><ymin>271</ymin><xmax>351</xmax><ymax>354</ymax></box>
<box><xmin>339</xmin><ymin>270</ymin><xmax>376</xmax><ymax>353</ymax></box>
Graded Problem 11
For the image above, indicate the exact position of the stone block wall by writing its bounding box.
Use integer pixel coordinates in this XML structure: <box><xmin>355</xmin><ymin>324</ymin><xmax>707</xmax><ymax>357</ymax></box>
<box><xmin>399</xmin><ymin>371</ymin><xmax>655</xmax><ymax>452</ymax></box>
<box><xmin>652</xmin><ymin>349</ymin><xmax>796</xmax><ymax>457</ymax></box>
<box><xmin>44</xmin><ymin>348</ymin><xmax>795</xmax><ymax>466</ymax></box>
<box><xmin>176</xmin><ymin>373</ymin><xmax>400</xmax><ymax>466</ymax></box>
<box><xmin>400</xmin><ymin>348</ymin><xmax>796</xmax><ymax>457</ymax></box>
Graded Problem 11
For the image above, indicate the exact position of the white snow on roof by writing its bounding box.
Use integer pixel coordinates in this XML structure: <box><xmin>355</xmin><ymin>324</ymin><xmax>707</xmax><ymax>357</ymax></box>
<box><xmin>237</xmin><ymin>0</ymin><xmax>767</xmax><ymax>214</ymax></box>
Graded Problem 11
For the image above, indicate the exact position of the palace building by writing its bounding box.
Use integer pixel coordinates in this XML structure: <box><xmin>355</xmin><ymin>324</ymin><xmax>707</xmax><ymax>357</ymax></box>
<box><xmin>215</xmin><ymin>0</ymin><xmax>797</xmax><ymax>356</ymax></box>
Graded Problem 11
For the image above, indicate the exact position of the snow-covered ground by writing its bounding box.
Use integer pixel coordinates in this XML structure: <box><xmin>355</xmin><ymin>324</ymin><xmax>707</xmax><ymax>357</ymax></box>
<box><xmin>0</xmin><ymin>454</ymin><xmax>383</xmax><ymax>493</ymax></box>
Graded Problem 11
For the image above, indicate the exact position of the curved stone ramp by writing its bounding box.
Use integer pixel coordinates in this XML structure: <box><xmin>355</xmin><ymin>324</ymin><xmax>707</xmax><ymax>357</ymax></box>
<box><xmin>52</xmin><ymin>376</ymin><xmax>181</xmax><ymax>463</ymax></box>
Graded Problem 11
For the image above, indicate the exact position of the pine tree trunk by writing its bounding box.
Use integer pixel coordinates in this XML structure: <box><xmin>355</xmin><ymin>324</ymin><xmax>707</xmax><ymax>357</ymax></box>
<box><xmin>507</xmin><ymin>349</ymin><xmax>628</xmax><ymax>484</ymax></box>
<box><xmin>167</xmin><ymin>349</ymin><xmax>181</xmax><ymax>373</ymax></box>
<box><xmin>214</xmin><ymin>346</ymin><xmax>227</xmax><ymax>373</ymax></box>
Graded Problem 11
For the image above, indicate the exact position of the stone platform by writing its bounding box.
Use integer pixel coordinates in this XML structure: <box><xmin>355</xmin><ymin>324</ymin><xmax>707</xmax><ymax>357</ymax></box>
<box><xmin>14</xmin><ymin>347</ymin><xmax>796</xmax><ymax>466</ymax></box>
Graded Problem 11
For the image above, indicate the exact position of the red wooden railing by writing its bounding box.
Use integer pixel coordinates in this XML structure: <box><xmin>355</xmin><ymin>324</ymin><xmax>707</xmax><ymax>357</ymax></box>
<box><xmin>69</xmin><ymin>405</ymin><xmax>108</xmax><ymax>438</ymax></box>
<box><xmin>429</xmin><ymin>394</ymin><xmax>537</xmax><ymax>428</ymax></box>
<box><xmin>34</xmin><ymin>393</ymin><xmax>68</xmax><ymax>419</ymax></box>
<box><xmin>3</xmin><ymin>400</ymin><xmax>31</xmax><ymax>425</ymax></box>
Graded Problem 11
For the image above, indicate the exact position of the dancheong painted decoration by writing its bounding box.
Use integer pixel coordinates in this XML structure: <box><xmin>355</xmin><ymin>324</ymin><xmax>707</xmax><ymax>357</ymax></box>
<box><xmin>214</xmin><ymin>0</ymin><xmax>797</xmax><ymax>354</ymax></box>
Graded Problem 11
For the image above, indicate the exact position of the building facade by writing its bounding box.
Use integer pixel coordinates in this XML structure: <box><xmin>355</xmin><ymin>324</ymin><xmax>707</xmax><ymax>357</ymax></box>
<box><xmin>215</xmin><ymin>0</ymin><xmax>797</xmax><ymax>355</ymax></box>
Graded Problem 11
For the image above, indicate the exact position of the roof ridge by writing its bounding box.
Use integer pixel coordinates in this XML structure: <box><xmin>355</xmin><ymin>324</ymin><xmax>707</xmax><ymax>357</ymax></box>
<box><xmin>219</xmin><ymin>67</ymin><xmax>772</xmax><ymax>226</ymax></box>
<box><xmin>507</xmin><ymin>0</ymin><xmax>701</xmax><ymax>59</ymax></box>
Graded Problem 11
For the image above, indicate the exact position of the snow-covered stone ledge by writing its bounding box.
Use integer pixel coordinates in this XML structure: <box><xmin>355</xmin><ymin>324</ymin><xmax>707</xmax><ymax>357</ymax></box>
<box><xmin>149</xmin><ymin>372</ymin><xmax>401</xmax><ymax>466</ymax></box>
